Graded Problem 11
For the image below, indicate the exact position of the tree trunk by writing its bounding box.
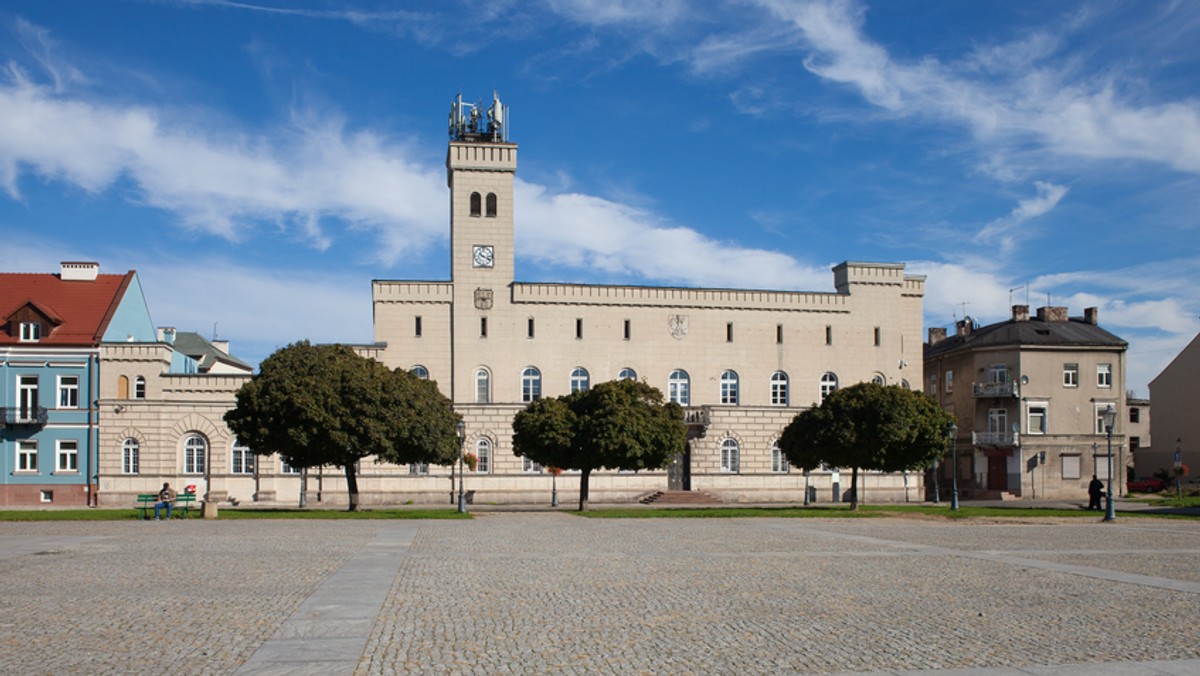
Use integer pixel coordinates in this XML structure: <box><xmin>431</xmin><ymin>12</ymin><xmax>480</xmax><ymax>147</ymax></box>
<box><xmin>344</xmin><ymin>462</ymin><xmax>360</xmax><ymax>512</ymax></box>
<box><xmin>850</xmin><ymin>466</ymin><xmax>859</xmax><ymax>511</ymax></box>
<box><xmin>578</xmin><ymin>468</ymin><xmax>591</xmax><ymax>512</ymax></box>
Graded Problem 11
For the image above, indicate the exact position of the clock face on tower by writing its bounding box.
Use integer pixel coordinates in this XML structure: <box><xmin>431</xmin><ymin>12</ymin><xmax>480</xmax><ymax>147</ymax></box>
<box><xmin>472</xmin><ymin>245</ymin><xmax>494</xmax><ymax>268</ymax></box>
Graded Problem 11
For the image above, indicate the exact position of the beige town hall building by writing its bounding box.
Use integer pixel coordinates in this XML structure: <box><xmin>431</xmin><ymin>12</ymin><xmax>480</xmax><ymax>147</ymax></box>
<box><xmin>357</xmin><ymin>95</ymin><xmax>930</xmax><ymax>505</ymax></box>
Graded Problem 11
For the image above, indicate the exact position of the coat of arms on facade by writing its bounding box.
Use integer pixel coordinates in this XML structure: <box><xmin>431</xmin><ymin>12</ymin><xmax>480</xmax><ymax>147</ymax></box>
<box><xmin>474</xmin><ymin>288</ymin><xmax>494</xmax><ymax>310</ymax></box>
<box><xmin>668</xmin><ymin>314</ymin><xmax>689</xmax><ymax>339</ymax></box>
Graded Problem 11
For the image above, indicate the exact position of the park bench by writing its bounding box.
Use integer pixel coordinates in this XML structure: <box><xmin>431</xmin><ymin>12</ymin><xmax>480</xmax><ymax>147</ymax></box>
<box><xmin>134</xmin><ymin>492</ymin><xmax>197</xmax><ymax>519</ymax></box>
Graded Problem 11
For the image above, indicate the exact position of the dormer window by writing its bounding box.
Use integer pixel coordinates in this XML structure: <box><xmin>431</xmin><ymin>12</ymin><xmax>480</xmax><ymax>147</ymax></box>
<box><xmin>19</xmin><ymin>322</ymin><xmax>41</xmax><ymax>342</ymax></box>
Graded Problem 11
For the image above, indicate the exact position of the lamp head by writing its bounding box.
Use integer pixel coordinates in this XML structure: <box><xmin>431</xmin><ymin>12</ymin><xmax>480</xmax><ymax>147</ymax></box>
<box><xmin>456</xmin><ymin>420</ymin><xmax>465</xmax><ymax>439</ymax></box>
<box><xmin>1101</xmin><ymin>404</ymin><xmax>1117</xmax><ymax>431</ymax></box>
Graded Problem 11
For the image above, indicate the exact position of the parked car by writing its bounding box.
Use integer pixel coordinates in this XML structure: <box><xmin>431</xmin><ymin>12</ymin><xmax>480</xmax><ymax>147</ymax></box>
<box><xmin>1127</xmin><ymin>477</ymin><xmax>1168</xmax><ymax>493</ymax></box>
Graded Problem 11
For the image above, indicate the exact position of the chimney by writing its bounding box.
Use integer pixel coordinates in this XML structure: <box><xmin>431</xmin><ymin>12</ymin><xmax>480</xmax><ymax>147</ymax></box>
<box><xmin>955</xmin><ymin>317</ymin><xmax>974</xmax><ymax>337</ymax></box>
<box><xmin>1012</xmin><ymin>304</ymin><xmax>1030</xmax><ymax>321</ymax></box>
<box><xmin>212</xmin><ymin>340</ymin><xmax>230</xmax><ymax>355</ymax></box>
<box><xmin>1084</xmin><ymin>307</ymin><xmax>1099</xmax><ymax>325</ymax></box>
<box><xmin>60</xmin><ymin>261</ymin><xmax>99</xmax><ymax>281</ymax></box>
<box><xmin>1036</xmin><ymin>306</ymin><xmax>1069</xmax><ymax>322</ymax></box>
<box><xmin>157</xmin><ymin>327</ymin><xmax>177</xmax><ymax>344</ymax></box>
<box><xmin>927</xmin><ymin>327</ymin><xmax>947</xmax><ymax>345</ymax></box>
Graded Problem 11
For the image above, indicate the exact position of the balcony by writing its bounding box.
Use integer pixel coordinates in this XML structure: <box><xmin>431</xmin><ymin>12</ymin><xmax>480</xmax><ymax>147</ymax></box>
<box><xmin>0</xmin><ymin>406</ymin><xmax>49</xmax><ymax>428</ymax></box>
<box><xmin>973</xmin><ymin>431</ymin><xmax>1019</xmax><ymax>447</ymax></box>
<box><xmin>682</xmin><ymin>406</ymin><xmax>711</xmax><ymax>437</ymax></box>
<box><xmin>972</xmin><ymin>382</ymin><xmax>1019</xmax><ymax>399</ymax></box>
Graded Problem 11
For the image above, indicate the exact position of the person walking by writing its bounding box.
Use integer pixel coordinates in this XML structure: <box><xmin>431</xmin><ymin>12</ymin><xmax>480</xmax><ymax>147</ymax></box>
<box><xmin>1087</xmin><ymin>475</ymin><xmax>1104</xmax><ymax>511</ymax></box>
<box><xmin>154</xmin><ymin>482</ymin><xmax>177</xmax><ymax>520</ymax></box>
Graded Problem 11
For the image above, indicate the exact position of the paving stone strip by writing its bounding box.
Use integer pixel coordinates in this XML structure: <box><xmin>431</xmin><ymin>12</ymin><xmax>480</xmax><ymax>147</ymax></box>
<box><xmin>235</xmin><ymin>522</ymin><xmax>419</xmax><ymax>676</ymax></box>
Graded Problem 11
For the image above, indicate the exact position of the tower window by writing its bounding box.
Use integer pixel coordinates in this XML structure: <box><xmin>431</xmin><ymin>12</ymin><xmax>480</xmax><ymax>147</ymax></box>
<box><xmin>726</xmin><ymin>322</ymin><xmax>734</xmax><ymax>342</ymax></box>
<box><xmin>527</xmin><ymin>317</ymin><xmax>535</xmax><ymax>339</ymax></box>
<box><xmin>469</xmin><ymin>192</ymin><xmax>482</xmax><ymax>217</ymax></box>
<box><xmin>576</xmin><ymin>318</ymin><xmax>583</xmax><ymax>340</ymax></box>
<box><xmin>624</xmin><ymin>319</ymin><xmax>631</xmax><ymax>341</ymax></box>
<box><xmin>480</xmin><ymin>317</ymin><xmax>488</xmax><ymax>338</ymax></box>
<box><xmin>874</xmin><ymin>327</ymin><xmax>881</xmax><ymax>346</ymax></box>
<box><xmin>486</xmin><ymin>193</ymin><xmax>497</xmax><ymax>217</ymax></box>
<box><xmin>776</xmin><ymin>324</ymin><xmax>783</xmax><ymax>344</ymax></box>
<box><xmin>826</xmin><ymin>325</ymin><xmax>833</xmax><ymax>345</ymax></box>
<box><xmin>415</xmin><ymin>316</ymin><xmax>422</xmax><ymax>337</ymax></box>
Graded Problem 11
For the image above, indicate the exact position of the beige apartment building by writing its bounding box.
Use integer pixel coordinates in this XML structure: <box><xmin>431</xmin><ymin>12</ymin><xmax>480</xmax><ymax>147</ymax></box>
<box><xmin>924</xmin><ymin>306</ymin><xmax>1129</xmax><ymax>501</ymax></box>
<box><xmin>358</xmin><ymin>96</ymin><xmax>930</xmax><ymax>505</ymax></box>
<box><xmin>1144</xmin><ymin>331</ymin><xmax>1200</xmax><ymax>479</ymax></box>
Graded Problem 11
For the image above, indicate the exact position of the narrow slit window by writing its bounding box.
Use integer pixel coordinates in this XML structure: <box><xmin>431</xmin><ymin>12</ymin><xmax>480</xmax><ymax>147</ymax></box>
<box><xmin>480</xmin><ymin>317</ymin><xmax>488</xmax><ymax>338</ymax></box>
<box><xmin>726</xmin><ymin>322</ymin><xmax>734</xmax><ymax>343</ymax></box>
<box><xmin>527</xmin><ymin>317</ymin><xmax>535</xmax><ymax>339</ymax></box>
<box><xmin>874</xmin><ymin>327</ymin><xmax>881</xmax><ymax>346</ymax></box>
<box><xmin>624</xmin><ymin>319</ymin><xmax>631</xmax><ymax>341</ymax></box>
<box><xmin>776</xmin><ymin>324</ymin><xmax>783</xmax><ymax>344</ymax></box>
<box><xmin>826</xmin><ymin>325</ymin><xmax>833</xmax><ymax>345</ymax></box>
<box><xmin>469</xmin><ymin>192</ymin><xmax>482</xmax><ymax>217</ymax></box>
<box><xmin>576</xmin><ymin>318</ymin><xmax>583</xmax><ymax>340</ymax></box>
<box><xmin>486</xmin><ymin>193</ymin><xmax>497</xmax><ymax>217</ymax></box>
<box><xmin>415</xmin><ymin>316</ymin><xmax>422</xmax><ymax>337</ymax></box>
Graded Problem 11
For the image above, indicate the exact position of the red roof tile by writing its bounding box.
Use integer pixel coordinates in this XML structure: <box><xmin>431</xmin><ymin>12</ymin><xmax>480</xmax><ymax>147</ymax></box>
<box><xmin>0</xmin><ymin>271</ymin><xmax>134</xmax><ymax>346</ymax></box>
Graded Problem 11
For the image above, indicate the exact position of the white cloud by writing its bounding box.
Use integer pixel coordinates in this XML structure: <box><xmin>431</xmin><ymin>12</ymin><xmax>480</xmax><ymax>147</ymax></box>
<box><xmin>973</xmin><ymin>181</ymin><xmax>1068</xmax><ymax>254</ymax></box>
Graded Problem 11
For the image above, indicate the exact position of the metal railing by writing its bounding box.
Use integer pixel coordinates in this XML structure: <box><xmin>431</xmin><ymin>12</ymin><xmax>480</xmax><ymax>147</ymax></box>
<box><xmin>973</xmin><ymin>431</ymin><xmax>1019</xmax><ymax>447</ymax></box>
<box><xmin>972</xmin><ymin>382</ymin><xmax>1019</xmax><ymax>398</ymax></box>
<box><xmin>0</xmin><ymin>406</ymin><xmax>49</xmax><ymax>427</ymax></box>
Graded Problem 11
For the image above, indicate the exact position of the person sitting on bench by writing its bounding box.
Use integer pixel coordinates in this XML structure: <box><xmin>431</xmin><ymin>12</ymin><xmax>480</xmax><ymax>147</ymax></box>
<box><xmin>154</xmin><ymin>483</ymin><xmax>176</xmax><ymax>520</ymax></box>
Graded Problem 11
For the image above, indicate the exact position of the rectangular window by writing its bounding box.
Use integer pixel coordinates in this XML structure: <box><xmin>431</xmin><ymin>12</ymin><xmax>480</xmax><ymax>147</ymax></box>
<box><xmin>988</xmin><ymin>365</ymin><xmax>1009</xmax><ymax>383</ymax></box>
<box><xmin>1129</xmin><ymin>407</ymin><xmax>1140</xmax><ymax>424</ymax></box>
<box><xmin>527</xmin><ymin>318</ymin><xmax>535</xmax><ymax>339</ymax></box>
<box><xmin>1094</xmin><ymin>455</ymin><xmax>1111</xmax><ymax>480</ymax></box>
<box><xmin>408</xmin><ymin>463</ymin><xmax>429</xmax><ymax>475</ymax></box>
<box><xmin>480</xmin><ymin>317</ymin><xmax>488</xmax><ymax>338</ymax></box>
<box><xmin>231</xmin><ymin>446</ymin><xmax>255</xmax><ymax>475</ymax></box>
<box><xmin>1027</xmin><ymin>405</ymin><xmax>1047</xmax><ymax>434</ymax></box>
<box><xmin>280</xmin><ymin>459</ymin><xmax>301</xmax><ymax>475</ymax></box>
<box><xmin>56</xmin><ymin>440</ymin><xmax>78</xmax><ymax>472</ymax></box>
<box><xmin>17</xmin><ymin>375</ymin><xmax>39</xmax><ymax>421</ymax></box>
<box><xmin>1130</xmin><ymin>436</ymin><xmax>1141</xmax><ymax>451</ymax></box>
<box><xmin>1063</xmin><ymin>363</ymin><xmax>1078</xmax><ymax>387</ymax></box>
<box><xmin>19</xmin><ymin>322</ymin><xmax>41</xmax><ymax>342</ymax></box>
<box><xmin>726</xmin><ymin>322</ymin><xmax>734</xmax><ymax>342</ymax></box>
<box><xmin>1095</xmin><ymin>404</ymin><xmax>1117</xmax><ymax>434</ymax></box>
<box><xmin>1097</xmin><ymin>363</ymin><xmax>1112</xmax><ymax>388</ymax></box>
<box><xmin>414</xmin><ymin>316</ymin><xmax>422</xmax><ymax>337</ymax></box>
<box><xmin>576</xmin><ymin>318</ymin><xmax>583</xmax><ymax>340</ymax></box>
<box><xmin>17</xmin><ymin>440</ymin><xmax>38</xmax><ymax>472</ymax></box>
<box><xmin>40</xmin><ymin>490</ymin><xmax>53</xmax><ymax>503</ymax></box>
<box><xmin>1061</xmin><ymin>455</ymin><xmax>1081</xmax><ymax>480</ymax></box>
<box><xmin>874</xmin><ymin>327</ymin><xmax>881</xmax><ymax>346</ymax></box>
<box><xmin>928</xmin><ymin>373</ymin><xmax>937</xmax><ymax>396</ymax></box>
<box><xmin>825</xmin><ymin>325</ymin><xmax>833</xmax><ymax>345</ymax></box>
<box><xmin>522</xmin><ymin>456</ymin><xmax>543</xmax><ymax>473</ymax></box>
<box><xmin>776</xmin><ymin>324</ymin><xmax>783</xmax><ymax>344</ymax></box>
<box><xmin>624</xmin><ymin>319</ymin><xmax>631</xmax><ymax>341</ymax></box>
<box><xmin>58</xmin><ymin>375</ymin><xmax>80</xmax><ymax>408</ymax></box>
<box><xmin>944</xmin><ymin>371</ymin><xmax>953</xmax><ymax>394</ymax></box>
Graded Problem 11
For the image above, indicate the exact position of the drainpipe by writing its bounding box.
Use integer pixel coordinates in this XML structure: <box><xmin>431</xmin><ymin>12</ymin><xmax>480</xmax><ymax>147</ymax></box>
<box><xmin>88</xmin><ymin>353</ymin><xmax>98</xmax><ymax>507</ymax></box>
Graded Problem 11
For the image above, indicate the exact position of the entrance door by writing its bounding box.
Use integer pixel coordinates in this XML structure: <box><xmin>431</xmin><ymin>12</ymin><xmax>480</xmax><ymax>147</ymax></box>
<box><xmin>987</xmin><ymin>455</ymin><xmax>1007</xmax><ymax>491</ymax></box>
<box><xmin>667</xmin><ymin>445</ymin><xmax>691</xmax><ymax>491</ymax></box>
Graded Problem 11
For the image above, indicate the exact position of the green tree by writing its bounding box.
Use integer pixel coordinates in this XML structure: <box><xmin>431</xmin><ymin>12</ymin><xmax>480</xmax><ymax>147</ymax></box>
<box><xmin>224</xmin><ymin>341</ymin><xmax>460</xmax><ymax>511</ymax></box>
<box><xmin>779</xmin><ymin>382</ymin><xmax>953</xmax><ymax>510</ymax></box>
<box><xmin>512</xmin><ymin>378</ymin><xmax>686</xmax><ymax>511</ymax></box>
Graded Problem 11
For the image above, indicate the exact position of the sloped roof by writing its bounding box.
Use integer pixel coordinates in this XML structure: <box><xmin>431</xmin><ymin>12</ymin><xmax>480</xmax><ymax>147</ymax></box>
<box><xmin>173</xmin><ymin>331</ymin><xmax>252</xmax><ymax>373</ymax></box>
<box><xmin>0</xmin><ymin>271</ymin><xmax>134</xmax><ymax>346</ymax></box>
<box><xmin>925</xmin><ymin>315</ymin><xmax>1127</xmax><ymax>359</ymax></box>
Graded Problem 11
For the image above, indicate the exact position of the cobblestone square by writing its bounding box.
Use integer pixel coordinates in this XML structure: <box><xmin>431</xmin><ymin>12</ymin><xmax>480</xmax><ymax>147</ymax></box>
<box><xmin>1</xmin><ymin>514</ymin><xmax>1198</xmax><ymax>675</ymax></box>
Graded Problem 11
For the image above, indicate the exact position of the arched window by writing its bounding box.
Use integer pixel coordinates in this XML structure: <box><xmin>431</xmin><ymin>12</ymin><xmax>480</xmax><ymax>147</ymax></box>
<box><xmin>570</xmin><ymin>367</ymin><xmax>590</xmax><ymax>394</ymax></box>
<box><xmin>871</xmin><ymin>373</ymin><xmax>886</xmax><ymax>386</ymax></box>
<box><xmin>486</xmin><ymin>192</ymin><xmax>497</xmax><ymax>217</ymax></box>
<box><xmin>770</xmin><ymin>371</ymin><xmax>789</xmax><ymax>406</ymax></box>
<box><xmin>720</xmin><ymin>370</ymin><xmax>739</xmax><ymax>405</ymax></box>
<box><xmin>668</xmin><ymin>370</ymin><xmax>690</xmax><ymax>405</ymax></box>
<box><xmin>134</xmin><ymin>376</ymin><xmax>146</xmax><ymax>400</ymax></box>
<box><xmin>469</xmin><ymin>192</ymin><xmax>482</xmax><ymax>216</ymax></box>
<box><xmin>122</xmin><ymin>438</ymin><xmax>139</xmax><ymax>474</ymax></box>
<box><xmin>475</xmin><ymin>438</ymin><xmax>492</xmax><ymax>474</ymax></box>
<box><xmin>231</xmin><ymin>438</ymin><xmax>254</xmax><ymax>475</ymax></box>
<box><xmin>901</xmin><ymin>379</ymin><xmax>911</xmax><ymax>390</ymax></box>
<box><xmin>184</xmin><ymin>434</ymin><xmax>207</xmax><ymax>474</ymax></box>
<box><xmin>820</xmin><ymin>372</ymin><xmax>839</xmax><ymax>403</ymax></box>
<box><xmin>721</xmin><ymin>438</ymin><xmax>740</xmax><ymax>473</ymax></box>
<box><xmin>475</xmin><ymin>368</ymin><xmax>490</xmax><ymax>403</ymax></box>
<box><xmin>771</xmin><ymin>440</ymin><xmax>789</xmax><ymax>473</ymax></box>
<box><xmin>117</xmin><ymin>375</ymin><xmax>129</xmax><ymax>400</ymax></box>
<box><xmin>410</xmin><ymin>365</ymin><xmax>429</xmax><ymax>380</ymax></box>
<box><xmin>618</xmin><ymin>367</ymin><xmax>637</xmax><ymax>381</ymax></box>
<box><xmin>521</xmin><ymin>367</ymin><xmax>542</xmax><ymax>402</ymax></box>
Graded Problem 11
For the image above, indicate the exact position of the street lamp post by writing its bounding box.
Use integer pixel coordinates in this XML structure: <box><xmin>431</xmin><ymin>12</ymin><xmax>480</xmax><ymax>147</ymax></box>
<box><xmin>949</xmin><ymin>422</ymin><xmax>959</xmax><ymax>511</ymax></box>
<box><xmin>1103</xmin><ymin>404</ymin><xmax>1117</xmax><ymax>522</ymax></box>
<box><xmin>551</xmin><ymin>470</ymin><xmax>558</xmax><ymax>507</ymax></box>
<box><xmin>932</xmin><ymin>457</ymin><xmax>940</xmax><ymax>504</ymax></box>
<box><xmin>803</xmin><ymin>468</ymin><xmax>811</xmax><ymax>506</ymax></box>
<box><xmin>456</xmin><ymin>420</ymin><xmax>467</xmax><ymax>514</ymax></box>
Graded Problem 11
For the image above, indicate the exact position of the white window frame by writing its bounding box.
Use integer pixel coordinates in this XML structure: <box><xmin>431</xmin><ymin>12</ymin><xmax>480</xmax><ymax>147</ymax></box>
<box><xmin>871</xmin><ymin>373</ymin><xmax>886</xmax><ymax>386</ymax></box>
<box><xmin>987</xmin><ymin>364</ymin><xmax>1009</xmax><ymax>384</ymax></box>
<box><xmin>1097</xmin><ymin>363</ymin><xmax>1112</xmax><ymax>388</ymax></box>
<box><xmin>19</xmin><ymin>321</ymin><xmax>41</xmax><ymax>342</ymax></box>
<box><xmin>719</xmin><ymin>370</ymin><xmax>739</xmax><ymax>405</ymax></box>
<box><xmin>928</xmin><ymin>373</ymin><xmax>937</xmax><ymax>396</ymax></box>
<box><xmin>17</xmin><ymin>440</ymin><xmax>38</xmax><ymax>472</ymax></box>
<box><xmin>944</xmin><ymin>370</ymin><xmax>953</xmax><ymax>393</ymax></box>
<box><xmin>522</xmin><ymin>456</ymin><xmax>543</xmax><ymax>473</ymax></box>
<box><xmin>280</xmin><ymin>458</ymin><xmax>301</xmax><ymax>475</ymax></box>
<box><xmin>720</xmin><ymin>438</ymin><xmax>740</xmax><ymax>473</ymax></box>
<box><xmin>17</xmin><ymin>375</ymin><xmax>39</xmax><ymax>421</ymax></box>
<box><xmin>820</xmin><ymin>372</ymin><xmax>838</xmax><ymax>403</ymax></box>
<box><xmin>1063</xmin><ymin>363</ymin><xmax>1078</xmax><ymax>387</ymax></box>
<box><xmin>57</xmin><ymin>375</ymin><xmax>79</xmax><ymax>409</ymax></box>
<box><xmin>1061</xmin><ymin>454</ymin><xmax>1081</xmax><ymax>480</ymax></box>
<box><xmin>408</xmin><ymin>462</ymin><xmax>429</xmax><ymax>475</ymax></box>
<box><xmin>122</xmin><ymin>438</ymin><xmax>140</xmax><ymax>475</ymax></box>
<box><xmin>771</xmin><ymin>440</ymin><xmax>789</xmax><ymax>473</ymax></box>
<box><xmin>184</xmin><ymin>434</ymin><xmax>207</xmax><ymax>474</ymax></box>
<box><xmin>133</xmin><ymin>375</ymin><xmax>146</xmax><ymax>399</ymax></box>
<box><xmin>474</xmin><ymin>438</ymin><xmax>492</xmax><ymax>474</ymax></box>
<box><xmin>1026</xmin><ymin>403</ymin><xmax>1048</xmax><ymax>435</ymax></box>
<box><xmin>56</xmin><ymin>439</ymin><xmax>79</xmax><ymax>472</ymax></box>
<box><xmin>231</xmin><ymin>439</ymin><xmax>255</xmax><ymax>475</ymax></box>
<box><xmin>987</xmin><ymin>408</ymin><xmax>1008</xmax><ymax>435</ymax></box>
<box><xmin>618</xmin><ymin>367</ymin><xmax>637</xmax><ymax>381</ymax></box>
<box><xmin>1094</xmin><ymin>403</ymin><xmax>1117</xmax><ymax>435</ymax></box>
<box><xmin>521</xmin><ymin>367</ymin><xmax>541</xmax><ymax>403</ymax></box>
<box><xmin>475</xmin><ymin>368</ymin><xmax>490</xmax><ymax>403</ymax></box>
<box><xmin>570</xmin><ymin>367</ymin><xmax>590</xmax><ymax>394</ymax></box>
<box><xmin>668</xmin><ymin>370</ymin><xmax>690</xmax><ymax>405</ymax></box>
<box><xmin>410</xmin><ymin>365</ymin><xmax>429</xmax><ymax>380</ymax></box>
<box><xmin>770</xmin><ymin>371</ymin><xmax>789</xmax><ymax>406</ymax></box>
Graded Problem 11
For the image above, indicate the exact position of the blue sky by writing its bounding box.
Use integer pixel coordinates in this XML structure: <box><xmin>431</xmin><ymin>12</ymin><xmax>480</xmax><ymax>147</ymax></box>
<box><xmin>1</xmin><ymin>0</ymin><xmax>1197</xmax><ymax>397</ymax></box>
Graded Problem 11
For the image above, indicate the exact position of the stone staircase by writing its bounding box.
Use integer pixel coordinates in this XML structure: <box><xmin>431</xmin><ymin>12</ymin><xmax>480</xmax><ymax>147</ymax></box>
<box><xmin>639</xmin><ymin>490</ymin><xmax>724</xmax><ymax>505</ymax></box>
